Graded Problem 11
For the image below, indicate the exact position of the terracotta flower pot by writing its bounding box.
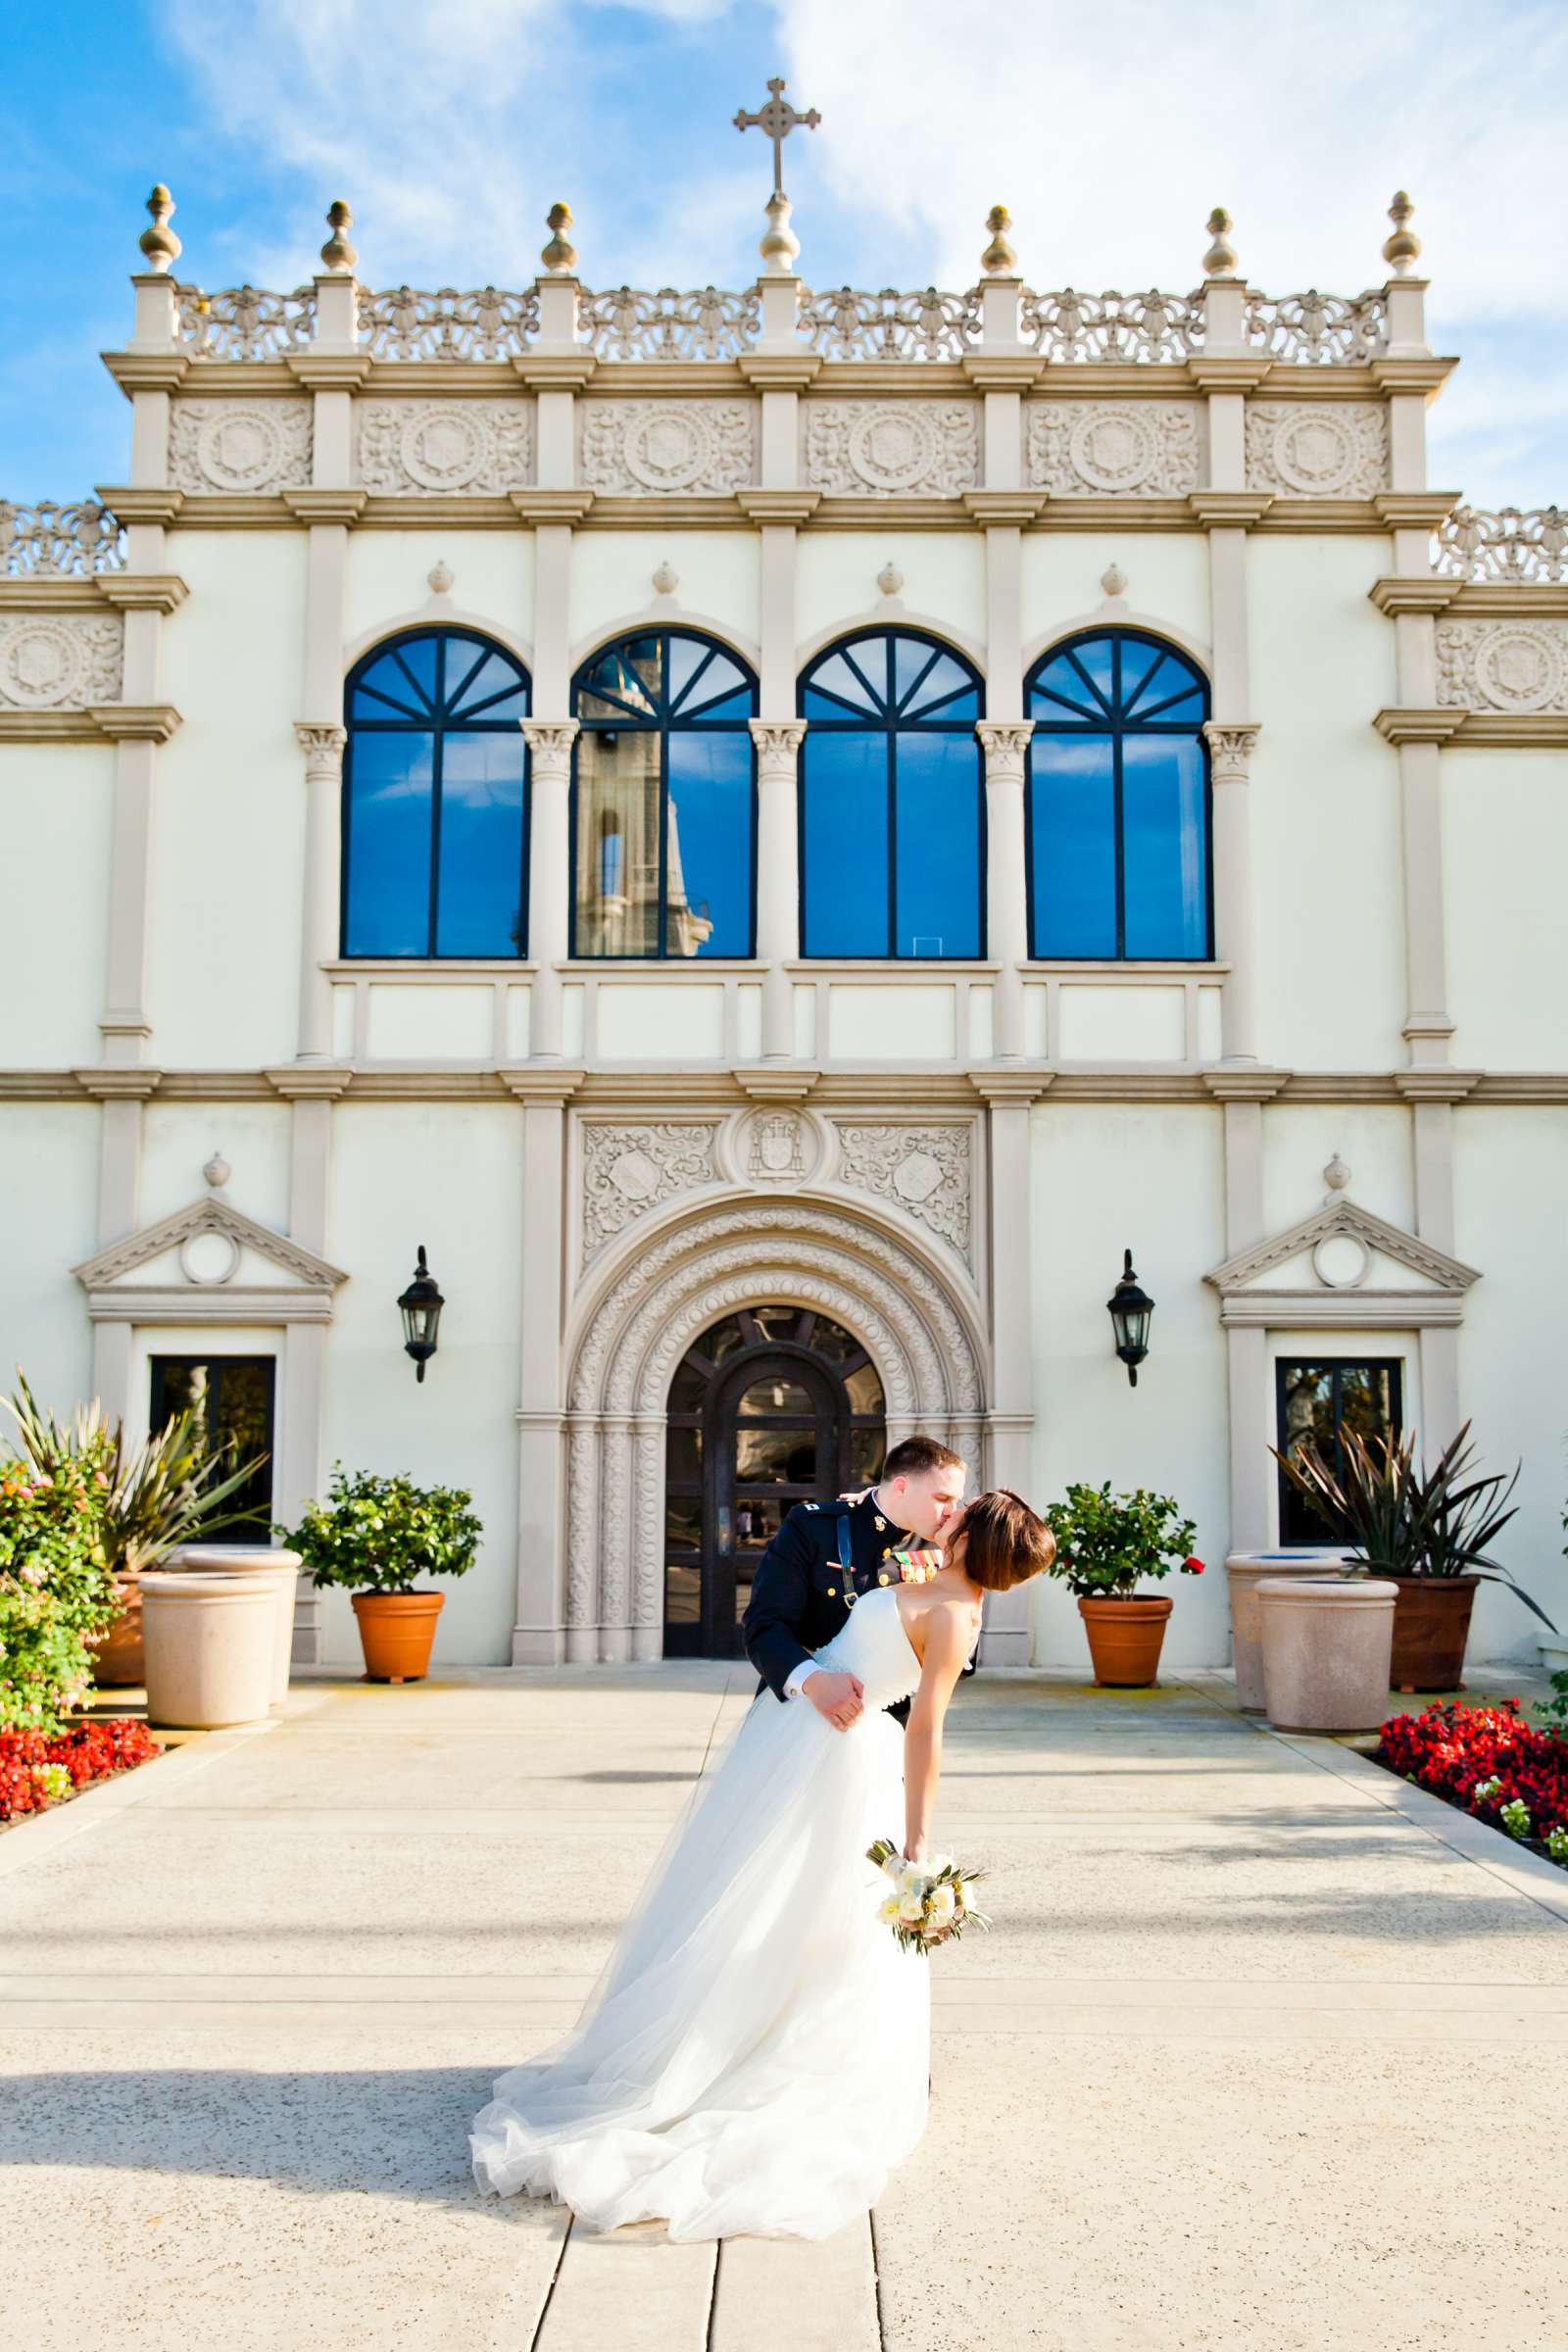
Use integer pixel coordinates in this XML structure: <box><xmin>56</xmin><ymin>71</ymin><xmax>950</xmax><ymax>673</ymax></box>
<box><xmin>351</xmin><ymin>1590</ymin><xmax>445</xmax><ymax>1683</ymax></box>
<box><xmin>1379</xmin><ymin>1572</ymin><xmax>1480</xmax><ymax>1692</ymax></box>
<box><xmin>86</xmin><ymin>1572</ymin><xmax>146</xmax><ymax>1687</ymax></box>
<box><xmin>1077</xmin><ymin>1592</ymin><xmax>1173</xmax><ymax>1688</ymax></box>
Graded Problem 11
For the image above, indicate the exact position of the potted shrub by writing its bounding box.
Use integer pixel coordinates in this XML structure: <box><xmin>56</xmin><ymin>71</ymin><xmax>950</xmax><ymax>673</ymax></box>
<box><xmin>3</xmin><ymin>1374</ymin><xmax>268</xmax><ymax>1688</ymax></box>
<box><xmin>1042</xmin><ymin>1481</ymin><xmax>1204</xmax><ymax>1687</ymax></box>
<box><xmin>278</xmin><ymin>1465</ymin><xmax>481</xmax><ymax>1683</ymax></box>
<box><xmin>1270</xmin><ymin>1419</ymin><xmax>1557</xmax><ymax>1693</ymax></box>
<box><xmin>0</xmin><ymin>1444</ymin><xmax>119</xmax><ymax>1736</ymax></box>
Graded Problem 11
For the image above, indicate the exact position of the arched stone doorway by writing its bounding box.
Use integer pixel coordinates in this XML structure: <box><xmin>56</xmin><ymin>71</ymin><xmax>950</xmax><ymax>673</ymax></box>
<box><xmin>562</xmin><ymin>1198</ymin><xmax>989</xmax><ymax>1663</ymax></box>
<box><xmin>663</xmin><ymin>1305</ymin><xmax>887</xmax><ymax>1657</ymax></box>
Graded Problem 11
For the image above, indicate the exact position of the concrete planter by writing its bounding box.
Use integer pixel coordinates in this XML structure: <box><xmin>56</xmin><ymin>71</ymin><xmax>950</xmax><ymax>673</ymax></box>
<box><xmin>1538</xmin><ymin>1641</ymin><xmax>1568</xmax><ymax>1679</ymax></box>
<box><xmin>1225</xmin><ymin>1551</ymin><xmax>1356</xmax><ymax>1711</ymax></box>
<box><xmin>1257</xmin><ymin>1575</ymin><xmax>1397</xmax><ymax>1733</ymax></box>
<box><xmin>164</xmin><ymin>1545</ymin><xmax>301</xmax><ymax>1708</ymax></box>
<box><xmin>1077</xmin><ymin>1592</ymin><xmax>1173</xmax><ymax>1688</ymax></box>
<box><xmin>139</xmin><ymin>1569</ymin><xmax>280</xmax><ymax>1728</ymax></box>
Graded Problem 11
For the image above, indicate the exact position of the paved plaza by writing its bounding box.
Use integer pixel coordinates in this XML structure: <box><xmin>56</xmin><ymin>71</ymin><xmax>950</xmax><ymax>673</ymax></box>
<box><xmin>2</xmin><ymin>1658</ymin><xmax>1567</xmax><ymax>2351</ymax></box>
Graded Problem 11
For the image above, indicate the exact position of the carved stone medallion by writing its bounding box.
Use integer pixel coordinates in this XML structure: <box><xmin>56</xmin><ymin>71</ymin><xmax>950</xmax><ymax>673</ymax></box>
<box><xmin>1245</xmin><ymin>403</ymin><xmax>1386</xmax><ymax>499</ymax></box>
<box><xmin>579</xmin><ymin>402</ymin><xmax>755</xmax><ymax>495</ymax></box>
<box><xmin>170</xmin><ymin>400</ymin><xmax>313</xmax><ymax>494</ymax></box>
<box><xmin>831</xmin><ymin>1122</ymin><xmax>973</xmax><ymax>1261</ymax></box>
<box><xmin>1026</xmin><ymin>402</ymin><xmax>1200</xmax><ymax>496</ymax></box>
<box><xmin>805</xmin><ymin>403</ymin><xmax>979</xmax><ymax>498</ymax></box>
<box><xmin>359</xmin><ymin>401</ymin><xmax>533</xmax><ymax>494</ymax></box>
<box><xmin>0</xmin><ymin>615</ymin><xmax>122</xmax><ymax>709</ymax></box>
<box><xmin>581</xmin><ymin>1120</ymin><xmax>721</xmax><ymax>1261</ymax></box>
<box><xmin>725</xmin><ymin>1106</ymin><xmax>821</xmax><ymax>1188</ymax></box>
<box><xmin>1437</xmin><ymin>619</ymin><xmax>1568</xmax><ymax>712</ymax></box>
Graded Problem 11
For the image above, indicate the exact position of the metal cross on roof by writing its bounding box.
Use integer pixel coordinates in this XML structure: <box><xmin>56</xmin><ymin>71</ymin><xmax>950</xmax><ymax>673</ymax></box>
<box><xmin>733</xmin><ymin>76</ymin><xmax>821</xmax><ymax>197</ymax></box>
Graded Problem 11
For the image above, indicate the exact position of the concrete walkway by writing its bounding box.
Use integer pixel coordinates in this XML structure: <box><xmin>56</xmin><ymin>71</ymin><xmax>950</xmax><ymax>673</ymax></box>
<box><xmin>3</xmin><ymin>1658</ymin><xmax>1567</xmax><ymax>2351</ymax></box>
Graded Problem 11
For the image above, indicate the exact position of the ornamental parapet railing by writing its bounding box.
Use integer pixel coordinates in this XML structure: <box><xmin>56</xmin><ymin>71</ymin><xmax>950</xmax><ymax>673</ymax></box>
<box><xmin>164</xmin><ymin>278</ymin><xmax>1396</xmax><ymax>366</ymax></box>
<box><xmin>0</xmin><ymin>501</ymin><xmax>124</xmax><ymax>575</ymax></box>
<box><xmin>1433</xmin><ymin>507</ymin><xmax>1568</xmax><ymax>583</ymax></box>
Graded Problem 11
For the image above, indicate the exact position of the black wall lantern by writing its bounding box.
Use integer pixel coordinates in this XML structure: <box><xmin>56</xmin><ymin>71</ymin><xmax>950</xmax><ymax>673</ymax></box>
<box><xmin>398</xmin><ymin>1245</ymin><xmax>445</xmax><ymax>1382</ymax></box>
<box><xmin>1107</xmin><ymin>1248</ymin><xmax>1154</xmax><ymax>1387</ymax></box>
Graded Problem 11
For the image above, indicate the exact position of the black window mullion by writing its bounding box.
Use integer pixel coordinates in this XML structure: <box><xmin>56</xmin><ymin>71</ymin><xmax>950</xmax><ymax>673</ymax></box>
<box><xmin>1111</xmin><ymin>636</ymin><xmax>1125</xmax><ymax>958</ymax></box>
<box><xmin>657</xmin><ymin>696</ymin><xmax>671</xmax><ymax>959</ymax></box>
<box><xmin>886</xmin><ymin>641</ymin><xmax>899</xmax><ymax>956</ymax></box>
<box><xmin>427</xmin><ymin>637</ymin><xmax>447</xmax><ymax>955</ymax></box>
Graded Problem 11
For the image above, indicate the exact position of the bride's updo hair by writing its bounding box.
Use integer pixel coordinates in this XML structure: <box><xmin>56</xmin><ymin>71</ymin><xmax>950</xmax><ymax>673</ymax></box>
<box><xmin>951</xmin><ymin>1488</ymin><xmax>1055</xmax><ymax>1592</ymax></box>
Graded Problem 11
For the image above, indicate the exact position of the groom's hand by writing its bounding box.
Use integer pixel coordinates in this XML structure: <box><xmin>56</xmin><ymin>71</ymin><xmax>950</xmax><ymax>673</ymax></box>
<box><xmin>803</xmin><ymin>1670</ymin><xmax>864</xmax><ymax>1731</ymax></box>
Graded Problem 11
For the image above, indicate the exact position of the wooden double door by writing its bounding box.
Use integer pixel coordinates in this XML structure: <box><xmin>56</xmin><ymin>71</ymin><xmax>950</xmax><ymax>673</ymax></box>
<box><xmin>663</xmin><ymin>1305</ymin><xmax>886</xmax><ymax>1658</ymax></box>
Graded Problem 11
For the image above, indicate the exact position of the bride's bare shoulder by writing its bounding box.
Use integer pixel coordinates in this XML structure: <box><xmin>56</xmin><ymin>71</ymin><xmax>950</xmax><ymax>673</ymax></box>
<box><xmin>910</xmin><ymin>1591</ymin><xmax>981</xmax><ymax>1665</ymax></box>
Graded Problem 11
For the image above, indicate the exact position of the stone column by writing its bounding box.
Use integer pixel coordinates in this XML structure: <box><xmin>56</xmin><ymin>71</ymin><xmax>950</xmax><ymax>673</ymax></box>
<box><xmin>518</xmin><ymin>721</ymin><xmax>579</xmax><ymax>1058</ymax></box>
<box><xmin>970</xmin><ymin>1069</ymin><xmax>1049</xmax><ymax>1665</ymax></box>
<box><xmin>749</xmin><ymin>718</ymin><xmax>807</xmax><ymax>1057</ymax></box>
<box><xmin>1200</xmin><ymin>721</ymin><xmax>1261</xmax><ymax>1063</ymax></box>
<box><xmin>974</xmin><ymin>722</ymin><xmax>1033</xmax><ymax>1057</ymax></box>
<box><xmin>507</xmin><ymin>1070</ymin><xmax>580</xmax><ymax>1664</ymax></box>
<box><xmin>1203</xmin><ymin>1066</ymin><xmax>1288</xmax><ymax>1554</ymax></box>
<box><xmin>293</xmin><ymin>724</ymin><xmax>347</xmax><ymax>1059</ymax></box>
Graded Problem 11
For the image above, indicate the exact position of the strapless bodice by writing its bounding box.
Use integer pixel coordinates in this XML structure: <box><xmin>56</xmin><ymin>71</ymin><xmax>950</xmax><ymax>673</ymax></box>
<box><xmin>807</xmin><ymin>1586</ymin><xmax>929</xmax><ymax>1712</ymax></box>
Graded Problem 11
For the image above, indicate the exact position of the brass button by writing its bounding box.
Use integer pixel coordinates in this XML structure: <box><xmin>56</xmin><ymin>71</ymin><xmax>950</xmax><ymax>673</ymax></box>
<box><xmin>878</xmin><ymin>1571</ymin><xmax>890</xmax><ymax>1585</ymax></box>
<box><xmin>826</xmin><ymin>1587</ymin><xmax>836</xmax><ymax>1597</ymax></box>
<box><xmin>874</xmin><ymin>1515</ymin><xmax>886</xmax><ymax>1531</ymax></box>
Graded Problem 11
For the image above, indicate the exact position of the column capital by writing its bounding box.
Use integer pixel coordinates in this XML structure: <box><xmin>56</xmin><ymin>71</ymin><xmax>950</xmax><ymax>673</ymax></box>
<box><xmin>519</xmin><ymin>717</ymin><xmax>580</xmax><ymax>777</ymax></box>
<box><xmin>294</xmin><ymin>721</ymin><xmax>346</xmax><ymax>778</ymax></box>
<box><xmin>975</xmin><ymin>718</ymin><xmax>1034</xmax><ymax>772</ymax></box>
<box><xmin>1201</xmin><ymin>720</ymin><xmax>1260</xmax><ymax>780</ymax></box>
<box><xmin>748</xmin><ymin>716</ymin><xmax>807</xmax><ymax>763</ymax></box>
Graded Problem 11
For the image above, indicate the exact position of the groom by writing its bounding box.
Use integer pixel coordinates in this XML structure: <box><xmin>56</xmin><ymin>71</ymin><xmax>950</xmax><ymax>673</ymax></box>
<box><xmin>741</xmin><ymin>1436</ymin><xmax>972</xmax><ymax>1734</ymax></box>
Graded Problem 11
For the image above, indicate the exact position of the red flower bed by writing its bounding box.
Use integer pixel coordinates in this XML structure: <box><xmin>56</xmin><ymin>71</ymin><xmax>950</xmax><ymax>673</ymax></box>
<box><xmin>1376</xmin><ymin>1697</ymin><xmax>1568</xmax><ymax>1854</ymax></box>
<box><xmin>0</xmin><ymin>1717</ymin><xmax>164</xmax><ymax>1822</ymax></box>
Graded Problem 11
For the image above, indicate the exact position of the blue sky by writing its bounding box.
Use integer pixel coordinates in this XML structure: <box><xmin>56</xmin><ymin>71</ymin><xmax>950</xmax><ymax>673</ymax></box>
<box><xmin>3</xmin><ymin>0</ymin><xmax>1562</xmax><ymax>508</ymax></box>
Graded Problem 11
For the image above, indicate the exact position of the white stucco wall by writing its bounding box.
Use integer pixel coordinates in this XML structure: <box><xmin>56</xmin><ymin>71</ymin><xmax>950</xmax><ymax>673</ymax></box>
<box><xmin>0</xmin><ymin>1103</ymin><xmax>100</xmax><ymax>1414</ymax></box>
<box><xmin>1443</xmin><ymin>750</ymin><xmax>1568</xmax><ymax>1070</ymax></box>
<box><xmin>1020</xmin><ymin>531</ymin><xmax>1210</xmax><ymax>668</ymax></box>
<box><xmin>1452</xmin><ymin>1106</ymin><xmax>1568</xmax><ymax>1664</ymax></box>
<box><xmin>139</xmin><ymin>1100</ymin><xmax>294</xmax><ymax>1234</ymax></box>
<box><xmin>570</xmin><ymin>531</ymin><xmax>760</xmax><ymax>668</ymax></box>
<box><xmin>0</xmin><ymin>742</ymin><xmax>113</xmax><ymax>1066</ymax></box>
<box><xmin>1250</xmin><ymin>534</ymin><xmax>1403</xmax><ymax>1070</ymax></box>
<box><xmin>1027</xmin><ymin>1102</ymin><xmax>1229</xmax><ymax>1666</ymax></box>
<box><xmin>344</xmin><ymin>530</ymin><xmax>535</xmax><ymax>668</ymax></box>
<box><xmin>154</xmin><ymin>531</ymin><xmax>308</xmax><ymax>1066</ymax></box>
<box><xmin>797</xmin><ymin>534</ymin><xmax>988</xmax><ymax>671</ymax></box>
<box><xmin>321</xmin><ymin>1101</ymin><xmax>524</xmax><ymax>1668</ymax></box>
<box><xmin>1260</xmin><ymin>1102</ymin><xmax>1415</xmax><ymax>1239</ymax></box>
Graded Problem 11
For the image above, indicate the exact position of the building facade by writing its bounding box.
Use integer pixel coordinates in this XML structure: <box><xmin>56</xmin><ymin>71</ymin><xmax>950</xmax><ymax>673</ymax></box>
<box><xmin>4</xmin><ymin>184</ymin><xmax>1566</xmax><ymax>1674</ymax></box>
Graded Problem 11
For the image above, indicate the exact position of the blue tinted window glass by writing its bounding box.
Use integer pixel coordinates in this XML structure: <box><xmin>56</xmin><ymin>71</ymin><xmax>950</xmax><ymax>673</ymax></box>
<box><xmin>448</xmin><ymin>648</ymin><xmax>528</xmax><ymax>719</ymax></box>
<box><xmin>803</xmin><ymin>650</ymin><xmax>881</xmax><ymax>718</ymax></box>
<box><xmin>803</xmin><ymin>733</ymin><xmax>888</xmax><ymax>956</ymax></box>
<box><xmin>434</xmin><ymin>733</ymin><xmax>527</xmax><ymax>956</ymax></box>
<box><xmin>664</xmin><ymin>734</ymin><xmax>753</xmax><ymax>957</ymax></box>
<box><xmin>1029</xmin><ymin>652</ymin><xmax>1102</xmax><ymax>721</ymax></box>
<box><xmin>894</xmin><ymin>731</ymin><xmax>980</xmax><ymax>957</ymax></box>
<box><xmin>1122</xmin><ymin>735</ymin><xmax>1208</xmax><ymax>956</ymax></box>
<box><xmin>1029</xmin><ymin>734</ymin><xmax>1116</xmax><ymax>956</ymax></box>
<box><xmin>344</xmin><ymin>732</ymin><xmax>434</xmax><ymax>956</ymax></box>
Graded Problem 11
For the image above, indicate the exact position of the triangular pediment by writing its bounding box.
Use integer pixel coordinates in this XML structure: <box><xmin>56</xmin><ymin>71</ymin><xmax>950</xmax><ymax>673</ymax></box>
<box><xmin>1204</xmin><ymin>1198</ymin><xmax>1480</xmax><ymax>1297</ymax></box>
<box><xmin>73</xmin><ymin>1196</ymin><xmax>348</xmax><ymax>1293</ymax></box>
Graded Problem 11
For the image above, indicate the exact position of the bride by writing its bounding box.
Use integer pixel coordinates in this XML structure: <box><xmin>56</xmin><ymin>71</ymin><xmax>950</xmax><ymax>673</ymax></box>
<box><xmin>468</xmin><ymin>1486</ymin><xmax>1054</xmax><ymax>2240</ymax></box>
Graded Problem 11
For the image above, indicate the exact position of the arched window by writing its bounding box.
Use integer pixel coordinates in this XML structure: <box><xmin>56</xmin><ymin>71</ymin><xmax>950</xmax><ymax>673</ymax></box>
<box><xmin>1025</xmin><ymin>629</ymin><xmax>1211</xmax><ymax>959</ymax></box>
<box><xmin>798</xmin><ymin>629</ymin><xmax>984</xmax><ymax>959</ymax></box>
<box><xmin>342</xmin><ymin>627</ymin><xmax>530</xmax><ymax>957</ymax></box>
<box><xmin>571</xmin><ymin>631</ymin><xmax>757</xmax><ymax>958</ymax></box>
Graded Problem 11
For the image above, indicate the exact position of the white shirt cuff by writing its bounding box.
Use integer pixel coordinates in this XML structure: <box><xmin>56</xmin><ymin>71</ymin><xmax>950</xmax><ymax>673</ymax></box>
<box><xmin>783</xmin><ymin>1658</ymin><xmax>816</xmax><ymax>1700</ymax></box>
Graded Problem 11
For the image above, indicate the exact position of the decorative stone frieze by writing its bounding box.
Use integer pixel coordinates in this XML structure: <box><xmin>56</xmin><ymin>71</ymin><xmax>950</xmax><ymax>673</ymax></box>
<box><xmin>358</xmin><ymin>400</ymin><xmax>534</xmax><ymax>494</ymax></box>
<box><xmin>727</xmin><ymin>1104</ymin><xmax>821</xmax><ymax>1187</ymax></box>
<box><xmin>579</xmin><ymin>401</ymin><xmax>756</xmax><ymax>495</ymax></box>
<box><xmin>581</xmin><ymin>1121</ymin><xmax>721</xmax><ymax>1260</ymax></box>
<box><xmin>169</xmin><ymin>400</ymin><xmax>313</xmax><ymax>494</ymax></box>
<box><xmin>832</xmin><ymin>1123</ymin><xmax>973</xmax><ymax>1261</ymax></box>
<box><xmin>0</xmin><ymin>613</ymin><xmax>122</xmax><ymax>709</ymax></box>
<box><xmin>1025</xmin><ymin>402</ymin><xmax>1200</xmax><ymax>496</ymax></box>
<box><xmin>1244</xmin><ymin>403</ymin><xmax>1387</xmax><ymax>499</ymax></box>
<box><xmin>1436</xmin><ymin>620</ymin><xmax>1568</xmax><ymax>713</ymax></box>
<box><xmin>804</xmin><ymin>403</ymin><xmax>980</xmax><ymax>498</ymax></box>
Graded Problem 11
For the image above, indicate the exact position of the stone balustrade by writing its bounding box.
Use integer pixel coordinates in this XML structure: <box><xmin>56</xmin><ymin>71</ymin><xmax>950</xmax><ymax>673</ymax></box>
<box><xmin>0</xmin><ymin>501</ymin><xmax>124</xmax><ymax>575</ymax></box>
<box><xmin>1433</xmin><ymin>506</ymin><xmax>1568</xmax><ymax>584</ymax></box>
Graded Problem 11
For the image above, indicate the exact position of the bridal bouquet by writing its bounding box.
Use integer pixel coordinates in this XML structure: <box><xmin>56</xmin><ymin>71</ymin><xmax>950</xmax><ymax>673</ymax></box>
<box><xmin>866</xmin><ymin>1836</ymin><xmax>991</xmax><ymax>1955</ymax></box>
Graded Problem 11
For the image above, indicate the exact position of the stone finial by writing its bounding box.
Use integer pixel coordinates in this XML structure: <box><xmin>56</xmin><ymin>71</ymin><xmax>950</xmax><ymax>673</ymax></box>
<box><xmin>652</xmin><ymin>560</ymin><xmax>679</xmax><ymax>597</ymax></box>
<box><xmin>541</xmin><ymin>202</ymin><xmax>577</xmax><ymax>275</ymax></box>
<box><xmin>1201</xmin><ymin>206</ymin><xmax>1238</xmax><ymax>277</ymax></box>
<box><xmin>981</xmin><ymin>204</ymin><xmax>1017</xmax><ymax>277</ymax></box>
<box><xmin>320</xmin><ymin>199</ymin><xmax>358</xmax><ymax>274</ymax></box>
<box><xmin>1323</xmin><ymin>1152</ymin><xmax>1351</xmax><ymax>1199</ymax></box>
<box><xmin>427</xmin><ymin>560</ymin><xmax>454</xmax><ymax>596</ymax></box>
<box><xmin>759</xmin><ymin>189</ymin><xmax>799</xmax><ymax>274</ymax></box>
<box><xmin>1382</xmin><ymin>189</ymin><xmax>1420</xmax><ymax>277</ymax></box>
<box><xmin>139</xmin><ymin>183</ymin><xmax>181</xmax><ymax>274</ymax></box>
<box><xmin>203</xmin><ymin>1150</ymin><xmax>231</xmax><ymax>1193</ymax></box>
<box><xmin>877</xmin><ymin>561</ymin><xmax>905</xmax><ymax>598</ymax></box>
<box><xmin>1101</xmin><ymin>562</ymin><xmax>1128</xmax><ymax>601</ymax></box>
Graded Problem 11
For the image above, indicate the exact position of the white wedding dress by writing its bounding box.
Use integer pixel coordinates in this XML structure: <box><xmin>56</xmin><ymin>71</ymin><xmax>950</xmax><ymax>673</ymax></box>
<box><xmin>468</xmin><ymin>1585</ymin><xmax>939</xmax><ymax>2240</ymax></box>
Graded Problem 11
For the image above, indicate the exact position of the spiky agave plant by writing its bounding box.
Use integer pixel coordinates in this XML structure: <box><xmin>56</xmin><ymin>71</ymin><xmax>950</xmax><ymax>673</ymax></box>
<box><xmin>1270</xmin><ymin>1418</ymin><xmax>1557</xmax><ymax>1634</ymax></box>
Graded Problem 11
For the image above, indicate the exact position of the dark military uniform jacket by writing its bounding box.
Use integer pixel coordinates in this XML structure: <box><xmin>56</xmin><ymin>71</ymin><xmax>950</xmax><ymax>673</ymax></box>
<box><xmin>741</xmin><ymin>1489</ymin><xmax>977</xmax><ymax>1730</ymax></box>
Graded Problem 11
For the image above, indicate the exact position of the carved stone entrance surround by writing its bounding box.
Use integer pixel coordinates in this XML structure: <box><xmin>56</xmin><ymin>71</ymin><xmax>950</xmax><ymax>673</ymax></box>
<box><xmin>558</xmin><ymin>1193</ymin><xmax>1001</xmax><ymax>1665</ymax></box>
